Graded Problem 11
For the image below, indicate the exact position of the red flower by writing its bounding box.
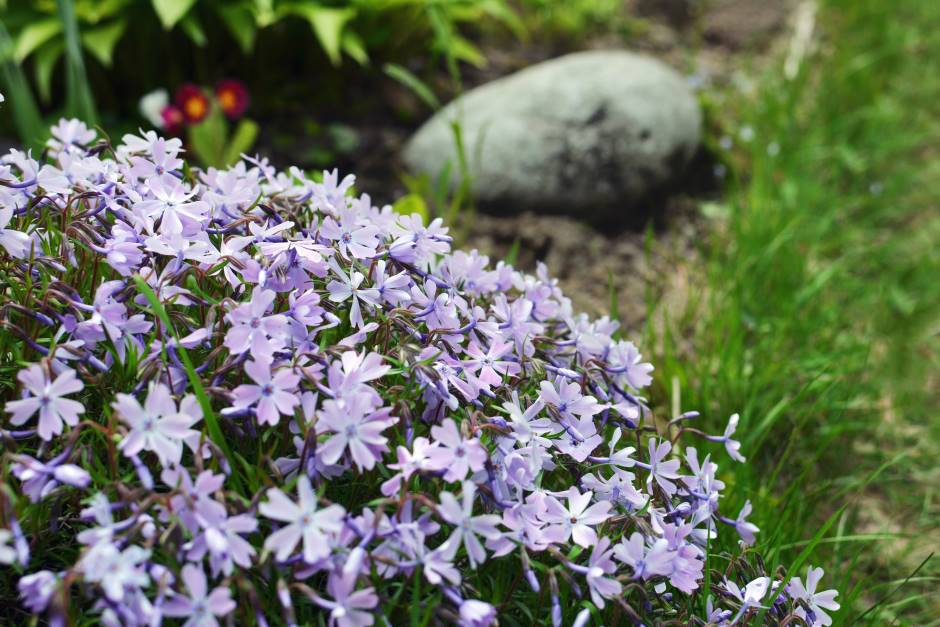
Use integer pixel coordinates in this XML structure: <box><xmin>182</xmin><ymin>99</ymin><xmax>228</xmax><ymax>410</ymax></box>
<box><xmin>215</xmin><ymin>79</ymin><xmax>249</xmax><ymax>119</ymax></box>
<box><xmin>174</xmin><ymin>83</ymin><xmax>210</xmax><ymax>125</ymax></box>
<box><xmin>160</xmin><ymin>105</ymin><xmax>185</xmax><ymax>135</ymax></box>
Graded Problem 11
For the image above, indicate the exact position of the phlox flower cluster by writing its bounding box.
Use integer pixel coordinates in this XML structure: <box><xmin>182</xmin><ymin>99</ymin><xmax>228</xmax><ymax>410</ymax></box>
<box><xmin>0</xmin><ymin>119</ymin><xmax>839</xmax><ymax>625</ymax></box>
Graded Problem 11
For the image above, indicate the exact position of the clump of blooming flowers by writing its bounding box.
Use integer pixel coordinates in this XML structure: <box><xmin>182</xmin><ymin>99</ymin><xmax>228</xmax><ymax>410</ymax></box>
<box><xmin>140</xmin><ymin>80</ymin><xmax>249</xmax><ymax>135</ymax></box>
<box><xmin>0</xmin><ymin>118</ymin><xmax>840</xmax><ymax>625</ymax></box>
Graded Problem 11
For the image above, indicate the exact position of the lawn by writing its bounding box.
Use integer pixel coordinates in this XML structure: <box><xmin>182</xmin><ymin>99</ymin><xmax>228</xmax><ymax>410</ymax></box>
<box><xmin>644</xmin><ymin>0</ymin><xmax>940</xmax><ymax>622</ymax></box>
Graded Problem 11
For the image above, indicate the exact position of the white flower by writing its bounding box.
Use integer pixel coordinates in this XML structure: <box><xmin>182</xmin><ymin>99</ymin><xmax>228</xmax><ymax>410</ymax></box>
<box><xmin>139</xmin><ymin>89</ymin><xmax>169</xmax><ymax>128</ymax></box>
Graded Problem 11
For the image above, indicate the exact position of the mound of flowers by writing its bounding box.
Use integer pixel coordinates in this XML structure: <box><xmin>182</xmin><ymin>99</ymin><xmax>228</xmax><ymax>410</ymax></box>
<box><xmin>0</xmin><ymin>119</ymin><xmax>839</xmax><ymax>625</ymax></box>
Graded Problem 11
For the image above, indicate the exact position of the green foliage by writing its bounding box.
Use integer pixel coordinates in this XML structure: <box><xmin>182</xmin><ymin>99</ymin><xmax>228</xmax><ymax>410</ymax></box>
<box><xmin>187</xmin><ymin>104</ymin><xmax>259</xmax><ymax>168</ymax></box>
<box><xmin>645</xmin><ymin>0</ymin><xmax>940</xmax><ymax>622</ymax></box>
<box><xmin>3</xmin><ymin>0</ymin><xmax>523</xmax><ymax>93</ymax></box>
<box><xmin>516</xmin><ymin>0</ymin><xmax>641</xmax><ymax>42</ymax></box>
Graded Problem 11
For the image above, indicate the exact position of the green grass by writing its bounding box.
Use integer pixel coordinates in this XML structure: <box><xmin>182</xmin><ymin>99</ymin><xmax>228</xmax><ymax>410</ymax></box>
<box><xmin>643</xmin><ymin>0</ymin><xmax>940</xmax><ymax>623</ymax></box>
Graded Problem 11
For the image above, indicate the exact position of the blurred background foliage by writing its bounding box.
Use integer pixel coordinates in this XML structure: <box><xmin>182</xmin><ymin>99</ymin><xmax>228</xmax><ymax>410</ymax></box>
<box><xmin>0</xmin><ymin>0</ymin><xmax>635</xmax><ymax>147</ymax></box>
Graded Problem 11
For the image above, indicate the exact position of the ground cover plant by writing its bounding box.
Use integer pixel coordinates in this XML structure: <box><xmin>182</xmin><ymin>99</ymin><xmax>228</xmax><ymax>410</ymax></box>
<box><xmin>0</xmin><ymin>119</ymin><xmax>846</xmax><ymax>625</ymax></box>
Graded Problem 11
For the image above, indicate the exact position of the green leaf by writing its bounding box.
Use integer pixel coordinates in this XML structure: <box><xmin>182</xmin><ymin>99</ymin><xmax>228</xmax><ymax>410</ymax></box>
<box><xmin>289</xmin><ymin>4</ymin><xmax>355</xmax><ymax>66</ymax></box>
<box><xmin>222</xmin><ymin>118</ymin><xmax>259</xmax><ymax>166</ymax></box>
<box><xmin>450</xmin><ymin>34</ymin><xmax>486</xmax><ymax>68</ymax></box>
<box><xmin>391</xmin><ymin>193</ymin><xmax>429</xmax><ymax>223</ymax></box>
<box><xmin>58</xmin><ymin>0</ymin><xmax>98</xmax><ymax>124</ymax></box>
<box><xmin>383</xmin><ymin>63</ymin><xmax>440</xmax><ymax>110</ymax></box>
<box><xmin>32</xmin><ymin>41</ymin><xmax>64</xmax><ymax>103</ymax></box>
<box><xmin>131</xmin><ymin>274</ymin><xmax>243</xmax><ymax>494</ymax></box>
<box><xmin>180</xmin><ymin>12</ymin><xmax>207</xmax><ymax>46</ymax></box>
<box><xmin>81</xmin><ymin>19</ymin><xmax>126</xmax><ymax>67</ymax></box>
<box><xmin>188</xmin><ymin>106</ymin><xmax>228</xmax><ymax>168</ymax></box>
<box><xmin>151</xmin><ymin>0</ymin><xmax>198</xmax><ymax>30</ymax></box>
<box><xmin>217</xmin><ymin>3</ymin><xmax>257</xmax><ymax>53</ymax></box>
<box><xmin>341</xmin><ymin>30</ymin><xmax>368</xmax><ymax>66</ymax></box>
<box><xmin>0</xmin><ymin>21</ymin><xmax>47</xmax><ymax>149</ymax></box>
<box><xmin>14</xmin><ymin>18</ymin><xmax>62</xmax><ymax>63</ymax></box>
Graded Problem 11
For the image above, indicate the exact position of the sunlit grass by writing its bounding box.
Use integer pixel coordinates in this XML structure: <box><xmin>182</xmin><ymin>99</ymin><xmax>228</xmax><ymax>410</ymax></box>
<box><xmin>644</xmin><ymin>0</ymin><xmax>940</xmax><ymax>623</ymax></box>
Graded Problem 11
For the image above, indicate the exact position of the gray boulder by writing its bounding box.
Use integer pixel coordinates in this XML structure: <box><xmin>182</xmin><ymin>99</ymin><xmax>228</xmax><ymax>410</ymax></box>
<box><xmin>402</xmin><ymin>50</ymin><xmax>702</xmax><ymax>220</ymax></box>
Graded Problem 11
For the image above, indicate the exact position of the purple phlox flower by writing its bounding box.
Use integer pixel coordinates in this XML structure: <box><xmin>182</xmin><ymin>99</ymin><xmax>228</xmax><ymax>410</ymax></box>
<box><xmin>12</xmin><ymin>452</ymin><xmax>91</xmax><ymax>502</ymax></box>
<box><xmin>73</xmin><ymin>280</ymin><xmax>132</xmax><ymax>346</ymax></box>
<box><xmin>317</xmin><ymin>395</ymin><xmax>397</xmax><ymax>471</ymax></box>
<box><xmin>732</xmin><ymin>500</ymin><xmax>760</xmax><ymax>546</ymax></box>
<box><xmin>185</xmin><ymin>506</ymin><xmax>259</xmax><ymax>577</ymax></box>
<box><xmin>162</xmin><ymin>563</ymin><xmax>236</xmax><ymax>627</ymax></box>
<box><xmin>437</xmin><ymin>481</ymin><xmax>502</xmax><ymax>569</ymax></box>
<box><xmin>47</xmin><ymin>118</ymin><xmax>96</xmax><ymax>156</ymax></box>
<box><xmin>705</xmin><ymin>595</ymin><xmax>733</xmax><ymax>625</ymax></box>
<box><xmin>5</xmin><ymin>363</ymin><xmax>84</xmax><ymax>441</ymax></box>
<box><xmin>224</xmin><ymin>288</ymin><xmax>289</xmax><ymax>357</ymax></box>
<box><xmin>119</xmin><ymin>129</ymin><xmax>182</xmax><ymax>159</ymax></box>
<box><xmin>613</xmin><ymin>532</ymin><xmax>674</xmax><ymax>580</ymax></box>
<box><xmin>721</xmin><ymin>413</ymin><xmax>746</xmax><ymax>462</ymax></box>
<box><xmin>424</xmin><ymin>352</ymin><xmax>481</xmax><ymax>406</ymax></box>
<box><xmin>426</xmin><ymin>419</ymin><xmax>487</xmax><ymax>482</ymax></box>
<box><xmin>259</xmin><ymin>236</ymin><xmax>331</xmax><ymax>272</ymax></box>
<box><xmin>0</xmin><ymin>528</ymin><xmax>20</xmax><ymax>565</ymax></box>
<box><xmin>18</xmin><ymin>570</ymin><xmax>59</xmax><ymax>614</ymax></box>
<box><xmin>230</xmin><ymin>357</ymin><xmax>300</xmax><ymax>426</ymax></box>
<box><xmin>787</xmin><ymin>566</ymin><xmax>840</xmax><ymax>627</ymax></box>
<box><xmin>552</xmin><ymin>422</ymin><xmax>603</xmax><ymax>463</ymax></box>
<box><xmin>607</xmin><ymin>340</ymin><xmax>654</xmax><ymax>389</ymax></box>
<box><xmin>645</xmin><ymin>439</ymin><xmax>682</xmax><ymax>497</ymax></box>
<box><xmin>582</xmin><ymin>535</ymin><xmax>622</xmax><ymax>608</ymax></box>
<box><xmin>326</xmin><ymin>258</ymin><xmax>380</xmax><ymax>329</ymax></box>
<box><xmin>0</xmin><ymin>199</ymin><xmax>31</xmax><ymax>257</ymax></box>
<box><xmin>497</xmin><ymin>499</ymin><xmax>556</xmax><ymax>556</ymax></box>
<box><xmin>320</xmin><ymin>209</ymin><xmax>381</xmax><ymax>260</ymax></box>
<box><xmin>135</xmin><ymin>173</ymin><xmax>209</xmax><ymax>236</ymax></box>
<box><xmin>201</xmin><ymin>165</ymin><xmax>261</xmax><ymax>215</ymax></box>
<box><xmin>371</xmin><ymin>259</ymin><xmax>412</xmax><ymax>306</ymax></box>
<box><xmin>328</xmin><ymin>350</ymin><xmax>390</xmax><ymax>396</ymax></box>
<box><xmin>405</xmin><ymin>529</ymin><xmax>461</xmax><ymax>586</ymax></box>
<box><xmin>311</xmin><ymin>567</ymin><xmax>379</xmax><ymax>627</ymax></box>
<box><xmin>134</xmin><ymin>263</ymin><xmax>198</xmax><ymax>309</ymax></box>
<box><xmin>79</xmin><ymin>542</ymin><xmax>151</xmax><ymax>602</ymax></box>
<box><xmin>658</xmin><ymin>523</ymin><xmax>705</xmax><ymax>593</ymax></box>
<box><xmin>161</xmin><ymin>467</ymin><xmax>227</xmax><ymax>533</ymax></box>
<box><xmin>540</xmin><ymin>487</ymin><xmax>612</xmax><ymax>548</ymax></box>
<box><xmin>128</xmin><ymin>136</ymin><xmax>184</xmax><ymax>179</ymax></box>
<box><xmin>501</xmin><ymin>443</ymin><xmax>554</xmax><ymax>493</ymax></box>
<box><xmin>389</xmin><ymin>213</ymin><xmax>451</xmax><ymax>267</ymax></box>
<box><xmin>538</xmin><ymin>376</ymin><xmax>602</xmax><ymax>426</ymax></box>
<box><xmin>462</xmin><ymin>340</ymin><xmax>520</xmax><ymax>388</ymax></box>
<box><xmin>491</xmin><ymin>295</ymin><xmax>541</xmax><ymax>357</ymax></box>
<box><xmin>681</xmin><ymin>447</ymin><xmax>725</xmax><ymax>496</ymax></box>
<box><xmin>724</xmin><ymin>576</ymin><xmax>774</xmax><ymax>618</ymax></box>
<box><xmin>443</xmin><ymin>249</ymin><xmax>497</xmax><ymax>295</ymax></box>
<box><xmin>113</xmin><ymin>383</ymin><xmax>202</xmax><ymax>467</ymax></box>
<box><xmin>610</xmin><ymin>399</ymin><xmax>642</xmax><ymax>427</ymax></box>
<box><xmin>581</xmin><ymin>466</ymin><xmax>647</xmax><ymax>510</ymax></box>
<box><xmin>459</xmin><ymin>599</ymin><xmax>497</xmax><ymax>627</ymax></box>
<box><xmin>605</xmin><ymin>427</ymin><xmax>637</xmax><ymax>468</ymax></box>
<box><xmin>381</xmin><ymin>436</ymin><xmax>438</xmax><ymax>497</ymax></box>
<box><xmin>260</xmin><ymin>475</ymin><xmax>346</xmax><ymax>564</ymax></box>
<box><xmin>143</xmin><ymin>231</ymin><xmax>218</xmax><ymax>268</ymax></box>
<box><xmin>287</xmin><ymin>288</ymin><xmax>325</xmax><ymax>332</ymax></box>
<box><xmin>409</xmin><ymin>279</ymin><xmax>461</xmax><ymax>333</ymax></box>
<box><xmin>337</xmin><ymin>321</ymin><xmax>378</xmax><ymax>348</ymax></box>
<box><xmin>226</xmin><ymin>220</ymin><xmax>294</xmax><ymax>253</ymax></box>
<box><xmin>500</xmin><ymin>391</ymin><xmax>551</xmax><ymax>446</ymax></box>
